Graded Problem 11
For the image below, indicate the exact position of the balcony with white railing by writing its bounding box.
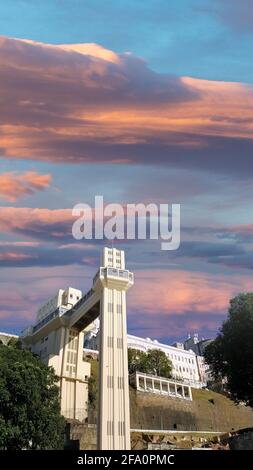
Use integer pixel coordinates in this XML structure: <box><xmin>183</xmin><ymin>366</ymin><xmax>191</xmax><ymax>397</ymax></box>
<box><xmin>93</xmin><ymin>267</ymin><xmax>134</xmax><ymax>286</ymax></box>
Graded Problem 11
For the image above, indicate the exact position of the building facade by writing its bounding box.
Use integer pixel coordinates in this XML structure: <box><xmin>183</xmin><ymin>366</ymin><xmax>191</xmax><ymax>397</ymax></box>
<box><xmin>22</xmin><ymin>286</ymin><xmax>91</xmax><ymax>422</ymax></box>
<box><xmin>85</xmin><ymin>328</ymin><xmax>207</xmax><ymax>388</ymax></box>
<box><xmin>184</xmin><ymin>333</ymin><xmax>213</xmax><ymax>356</ymax></box>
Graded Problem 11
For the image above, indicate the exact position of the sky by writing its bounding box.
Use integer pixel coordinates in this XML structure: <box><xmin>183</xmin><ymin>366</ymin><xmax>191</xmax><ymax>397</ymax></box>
<box><xmin>0</xmin><ymin>0</ymin><xmax>253</xmax><ymax>343</ymax></box>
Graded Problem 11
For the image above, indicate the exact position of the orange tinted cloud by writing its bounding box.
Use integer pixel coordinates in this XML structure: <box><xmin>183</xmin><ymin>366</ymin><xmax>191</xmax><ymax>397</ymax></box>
<box><xmin>0</xmin><ymin>252</ymin><xmax>34</xmax><ymax>262</ymax></box>
<box><xmin>0</xmin><ymin>207</ymin><xmax>72</xmax><ymax>239</ymax></box>
<box><xmin>0</xmin><ymin>36</ymin><xmax>253</xmax><ymax>175</ymax></box>
<box><xmin>0</xmin><ymin>171</ymin><xmax>51</xmax><ymax>202</ymax></box>
<box><xmin>129</xmin><ymin>269</ymin><xmax>253</xmax><ymax>317</ymax></box>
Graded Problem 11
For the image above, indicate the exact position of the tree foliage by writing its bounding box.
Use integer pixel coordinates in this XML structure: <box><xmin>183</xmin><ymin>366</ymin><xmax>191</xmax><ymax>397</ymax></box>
<box><xmin>88</xmin><ymin>359</ymin><xmax>99</xmax><ymax>409</ymax></box>
<box><xmin>0</xmin><ymin>343</ymin><xmax>65</xmax><ymax>449</ymax></box>
<box><xmin>204</xmin><ymin>293</ymin><xmax>253</xmax><ymax>408</ymax></box>
<box><xmin>128</xmin><ymin>348</ymin><xmax>172</xmax><ymax>378</ymax></box>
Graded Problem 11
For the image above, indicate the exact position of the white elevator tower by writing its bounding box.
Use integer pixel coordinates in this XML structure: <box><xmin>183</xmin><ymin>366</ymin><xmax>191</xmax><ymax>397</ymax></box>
<box><xmin>95</xmin><ymin>247</ymin><xmax>133</xmax><ymax>450</ymax></box>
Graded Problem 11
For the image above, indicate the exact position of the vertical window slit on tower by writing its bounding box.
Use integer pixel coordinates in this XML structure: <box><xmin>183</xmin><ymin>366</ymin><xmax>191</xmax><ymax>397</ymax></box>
<box><xmin>107</xmin><ymin>420</ymin><xmax>114</xmax><ymax>436</ymax></box>
<box><xmin>117</xmin><ymin>304</ymin><xmax>122</xmax><ymax>314</ymax></box>
<box><xmin>118</xmin><ymin>376</ymin><xmax>124</xmax><ymax>389</ymax></box>
<box><xmin>118</xmin><ymin>421</ymin><xmax>125</xmax><ymax>436</ymax></box>
<box><xmin>107</xmin><ymin>375</ymin><xmax>113</xmax><ymax>388</ymax></box>
<box><xmin>107</xmin><ymin>336</ymin><xmax>113</xmax><ymax>347</ymax></box>
<box><xmin>117</xmin><ymin>338</ymin><xmax>123</xmax><ymax>349</ymax></box>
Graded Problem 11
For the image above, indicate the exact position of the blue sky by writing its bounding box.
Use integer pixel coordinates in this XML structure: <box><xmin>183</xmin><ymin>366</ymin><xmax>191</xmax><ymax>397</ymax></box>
<box><xmin>0</xmin><ymin>1</ymin><xmax>253</xmax><ymax>342</ymax></box>
<box><xmin>0</xmin><ymin>0</ymin><xmax>253</xmax><ymax>82</ymax></box>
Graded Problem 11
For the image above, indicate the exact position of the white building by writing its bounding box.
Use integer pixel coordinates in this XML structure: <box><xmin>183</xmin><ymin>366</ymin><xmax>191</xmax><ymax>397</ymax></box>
<box><xmin>85</xmin><ymin>326</ymin><xmax>207</xmax><ymax>388</ymax></box>
<box><xmin>36</xmin><ymin>287</ymin><xmax>82</xmax><ymax>323</ymax></box>
<box><xmin>184</xmin><ymin>333</ymin><xmax>213</xmax><ymax>356</ymax></box>
<box><xmin>127</xmin><ymin>335</ymin><xmax>205</xmax><ymax>388</ymax></box>
<box><xmin>21</xmin><ymin>286</ymin><xmax>91</xmax><ymax>422</ymax></box>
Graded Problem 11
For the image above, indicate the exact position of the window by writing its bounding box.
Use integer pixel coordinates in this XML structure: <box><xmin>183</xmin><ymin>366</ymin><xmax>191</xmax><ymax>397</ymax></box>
<box><xmin>118</xmin><ymin>376</ymin><xmax>124</xmax><ymax>389</ymax></box>
<box><xmin>117</xmin><ymin>304</ymin><xmax>122</xmax><ymax>314</ymax></box>
<box><xmin>70</xmin><ymin>294</ymin><xmax>73</xmax><ymax>298</ymax></box>
<box><xmin>108</xmin><ymin>303</ymin><xmax>113</xmax><ymax>313</ymax></box>
<box><xmin>107</xmin><ymin>421</ymin><xmax>114</xmax><ymax>436</ymax></box>
<box><xmin>117</xmin><ymin>338</ymin><xmax>123</xmax><ymax>349</ymax></box>
<box><xmin>107</xmin><ymin>336</ymin><xmax>113</xmax><ymax>348</ymax></box>
<box><xmin>118</xmin><ymin>421</ymin><xmax>125</xmax><ymax>436</ymax></box>
<box><xmin>107</xmin><ymin>375</ymin><xmax>113</xmax><ymax>388</ymax></box>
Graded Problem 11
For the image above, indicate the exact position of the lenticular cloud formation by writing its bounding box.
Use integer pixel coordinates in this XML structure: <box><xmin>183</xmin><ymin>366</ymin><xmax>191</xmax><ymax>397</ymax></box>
<box><xmin>1</xmin><ymin>36</ymin><xmax>253</xmax><ymax>175</ymax></box>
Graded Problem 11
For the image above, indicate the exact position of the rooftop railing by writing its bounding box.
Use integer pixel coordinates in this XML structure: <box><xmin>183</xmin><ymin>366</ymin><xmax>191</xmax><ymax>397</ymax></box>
<box><xmin>93</xmin><ymin>267</ymin><xmax>134</xmax><ymax>284</ymax></box>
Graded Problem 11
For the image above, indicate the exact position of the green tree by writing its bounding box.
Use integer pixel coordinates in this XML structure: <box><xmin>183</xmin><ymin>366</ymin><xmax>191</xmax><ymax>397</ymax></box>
<box><xmin>7</xmin><ymin>337</ymin><xmax>22</xmax><ymax>349</ymax></box>
<box><xmin>0</xmin><ymin>343</ymin><xmax>65</xmax><ymax>450</ymax></box>
<box><xmin>88</xmin><ymin>359</ymin><xmax>99</xmax><ymax>409</ymax></box>
<box><xmin>128</xmin><ymin>348</ymin><xmax>148</xmax><ymax>374</ymax></box>
<box><xmin>204</xmin><ymin>293</ymin><xmax>253</xmax><ymax>408</ymax></box>
<box><xmin>128</xmin><ymin>348</ymin><xmax>172</xmax><ymax>378</ymax></box>
<box><xmin>145</xmin><ymin>349</ymin><xmax>172</xmax><ymax>378</ymax></box>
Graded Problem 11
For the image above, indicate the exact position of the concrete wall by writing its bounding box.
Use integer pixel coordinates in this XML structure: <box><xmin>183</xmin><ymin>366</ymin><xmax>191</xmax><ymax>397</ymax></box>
<box><xmin>129</xmin><ymin>387</ymin><xmax>253</xmax><ymax>433</ymax></box>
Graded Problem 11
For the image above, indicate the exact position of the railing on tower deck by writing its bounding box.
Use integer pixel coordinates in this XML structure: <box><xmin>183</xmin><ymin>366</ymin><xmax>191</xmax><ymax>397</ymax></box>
<box><xmin>93</xmin><ymin>267</ymin><xmax>134</xmax><ymax>284</ymax></box>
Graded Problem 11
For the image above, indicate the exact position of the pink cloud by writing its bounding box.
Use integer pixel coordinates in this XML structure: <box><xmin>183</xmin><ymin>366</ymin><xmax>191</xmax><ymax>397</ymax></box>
<box><xmin>0</xmin><ymin>241</ymin><xmax>39</xmax><ymax>247</ymax></box>
<box><xmin>0</xmin><ymin>171</ymin><xmax>52</xmax><ymax>202</ymax></box>
<box><xmin>128</xmin><ymin>269</ymin><xmax>253</xmax><ymax>317</ymax></box>
<box><xmin>0</xmin><ymin>252</ymin><xmax>35</xmax><ymax>262</ymax></box>
<box><xmin>0</xmin><ymin>36</ymin><xmax>253</xmax><ymax>175</ymax></box>
<box><xmin>0</xmin><ymin>206</ymin><xmax>73</xmax><ymax>238</ymax></box>
<box><xmin>0</xmin><ymin>264</ymin><xmax>94</xmax><ymax>329</ymax></box>
<box><xmin>1</xmin><ymin>262</ymin><xmax>253</xmax><ymax>339</ymax></box>
<box><xmin>228</xmin><ymin>224</ymin><xmax>253</xmax><ymax>235</ymax></box>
